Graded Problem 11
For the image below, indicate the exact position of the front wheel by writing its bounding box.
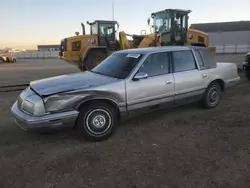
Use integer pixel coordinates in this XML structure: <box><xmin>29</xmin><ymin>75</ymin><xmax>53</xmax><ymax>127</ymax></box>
<box><xmin>84</xmin><ymin>50</ymin><xmax>106</xmax><ymax>71</ymax></box>
<box><xmin>201</xmin><ymin>82</ymin><xmax>221</xmax><ymax>109</ymax></box>
<box><xmin>76</xmin><ymin>102</ymin><xmax>118</xmax><ymax>141</ymax></box>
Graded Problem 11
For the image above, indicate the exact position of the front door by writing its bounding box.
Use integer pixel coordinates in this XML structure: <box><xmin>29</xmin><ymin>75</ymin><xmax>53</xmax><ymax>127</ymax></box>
<box><xmin>126</xmin><ymin>51</ymin><xmax>175</xmax><ymax>115</ymax></box>
<box><xmin>171</xmin><ymin>49</ymin><xmax>206</xmax><ymax>105</ymax></box>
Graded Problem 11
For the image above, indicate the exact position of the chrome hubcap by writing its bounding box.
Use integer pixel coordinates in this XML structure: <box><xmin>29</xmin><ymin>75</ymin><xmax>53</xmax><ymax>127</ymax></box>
<box><xmin>208</xmin><ymin>87</ymin><xmax>220</xmax><ymax>106</ymax></box>
<box><xmin>211</xmin><ymin>91</ymin><xmax>218</xmax><ymax>101</ymax></box>
<box><xmin>86</xmin><ymin>109</ymin><xmax>112</xmax><ymax>135</ymax></box>
<box><xmin>92</xmin><ymin>115</ymin><xmax>106</xmax><ymax>128</ymax></box>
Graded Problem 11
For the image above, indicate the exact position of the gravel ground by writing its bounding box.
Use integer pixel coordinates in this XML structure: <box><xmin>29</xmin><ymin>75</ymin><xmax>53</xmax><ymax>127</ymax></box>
<box><xmin>0</xmin><ymin>59</ymin><xmax>79</xmax><ymax>86</ymax></box>
<box><xmin>0</xmin><ymin>55</ymin><xmax>250</xmax><ymax>188</ymax></box>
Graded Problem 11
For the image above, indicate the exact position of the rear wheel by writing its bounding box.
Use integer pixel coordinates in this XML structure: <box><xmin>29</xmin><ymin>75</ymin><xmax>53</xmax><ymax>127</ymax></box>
<box><xmin>201</xmin><ymin>82</ymin><xmax>221</xmax><ymax>109</ymax></box>
<box><xmin>76</xmin><ymin>102</ymin><xmax>118</xmax><ymax>141</ymax></box>
<box><xmin>84</xmin><ymin>50</ymin><xmax>106</xmax><ymax>71</ymax></box>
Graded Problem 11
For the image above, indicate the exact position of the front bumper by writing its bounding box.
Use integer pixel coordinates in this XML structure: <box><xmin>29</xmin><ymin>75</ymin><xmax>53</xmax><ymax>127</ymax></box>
<box><xmin>11</xmin><ymin>101</ymin><xmax>79</xmax><ymax>132</ymax></box>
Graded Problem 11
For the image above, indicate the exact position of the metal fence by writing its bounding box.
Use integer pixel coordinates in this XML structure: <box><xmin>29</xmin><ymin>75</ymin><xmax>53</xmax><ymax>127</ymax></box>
<box><xmin>214</xmin><ymin>44</ymin><xmax>250</xmax><ymax>54</ymax></box>
<box><xmin>4</xmin><ymin>51</ymin><xmax>59</xmax><ymax>59</ymax></box>
<box><xmin>1</xmin><ymin>44</ymin><xmax>250</xmax><ymax>59</ymax></box>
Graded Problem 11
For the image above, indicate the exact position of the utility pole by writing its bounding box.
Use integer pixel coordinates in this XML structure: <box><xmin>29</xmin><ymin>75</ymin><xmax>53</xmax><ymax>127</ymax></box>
<box><xmin>112</xmin><ymin>0</ymin><xmax>115</xmax><ymax>21</ymax></box>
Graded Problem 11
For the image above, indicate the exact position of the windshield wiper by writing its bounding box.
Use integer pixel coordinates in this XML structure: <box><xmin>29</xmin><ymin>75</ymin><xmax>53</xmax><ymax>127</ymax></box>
<box><xmin>90</xmin><ymin>70</ymin><xmax>115</xmax><ymax>78</ymax></box>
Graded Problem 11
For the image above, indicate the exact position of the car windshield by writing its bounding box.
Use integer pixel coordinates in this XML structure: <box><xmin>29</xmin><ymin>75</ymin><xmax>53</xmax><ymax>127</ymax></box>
<box><xmin>91</xmin><ymin>53</ymin><xmax>144</xmax><ymax>79</ymax></box>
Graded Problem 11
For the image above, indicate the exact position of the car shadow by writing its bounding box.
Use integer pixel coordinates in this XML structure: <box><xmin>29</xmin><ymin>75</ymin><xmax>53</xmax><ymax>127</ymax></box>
<box><xmin>0</xmin><ymin>101</ymin><xmax>201</xmax><ymax>146</ymax></box>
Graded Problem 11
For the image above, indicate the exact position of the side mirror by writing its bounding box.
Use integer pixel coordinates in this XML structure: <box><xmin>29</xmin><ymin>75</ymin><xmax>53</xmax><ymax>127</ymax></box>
<box><xmin>133</xmin><ymin>72</ymin><xmax>148</xmax><ymax>81</ymax></box>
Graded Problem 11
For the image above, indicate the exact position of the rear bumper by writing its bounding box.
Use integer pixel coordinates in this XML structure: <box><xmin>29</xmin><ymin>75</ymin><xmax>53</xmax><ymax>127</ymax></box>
<box><xmin>242</xmin><ymin>62</ymin><xmax>250</xmax><ymax>74</ymax></box>
<box><xmin>224</xmin><ymin>76</ymin><xmax>240</xmax><ymax>89</ymax></box>
<box><xmin>11</xmin><ymin>101</ymin><xmax>79</xmax><ymax>132</ymax></box>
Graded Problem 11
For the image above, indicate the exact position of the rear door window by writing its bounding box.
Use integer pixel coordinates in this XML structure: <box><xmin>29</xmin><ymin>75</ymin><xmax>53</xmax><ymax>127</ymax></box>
<box><xmin>172</xmin><ymin>50</ymin><xmax>197</xmax><ymax>72</ymax></box>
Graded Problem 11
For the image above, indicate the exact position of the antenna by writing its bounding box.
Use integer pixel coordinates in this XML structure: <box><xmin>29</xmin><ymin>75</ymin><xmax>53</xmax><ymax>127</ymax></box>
<box><xmin>112</xmin><ymin>0</ymin><xmax>115</xmax><ymax>21</ymax></box>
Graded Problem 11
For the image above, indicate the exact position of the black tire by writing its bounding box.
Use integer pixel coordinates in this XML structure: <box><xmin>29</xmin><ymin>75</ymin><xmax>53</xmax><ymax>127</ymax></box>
<box><xmin>201</xmin><ymin>82</ymin><xmax>221</xmax><ymax>109</ymax></box>
<box><xmin>84</xmin><ymin>50</ymin><xmax>106</xmax><ymax>70</ymax></box>
<box><xmin>246</xmin><ymin>74</ymin><xmax>250</xmax><ymax>81</ymax></box>
<box><xmin>78</xmin><ymin>65</ymin><xmax>86</xmax><ymax>71</ymax></box>
<box><xmin>76</xmin><ymin>102</ymin><xmax>118</xmax><ymax>141</ymax></box>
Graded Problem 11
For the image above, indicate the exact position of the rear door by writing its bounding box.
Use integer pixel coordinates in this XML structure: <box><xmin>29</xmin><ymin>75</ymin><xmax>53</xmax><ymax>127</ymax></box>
<box><xmin>171</xmin><ymin>49</ymin><xmax>206</xmax><ymax>105</ymax></box>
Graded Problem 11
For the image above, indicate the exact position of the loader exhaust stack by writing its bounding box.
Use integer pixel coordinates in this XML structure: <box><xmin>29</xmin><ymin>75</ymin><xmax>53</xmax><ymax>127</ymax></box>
<box><xmin>81</xmin><ymin>22</ymin><xmax>86</xmax><ymax>35</ymax></box>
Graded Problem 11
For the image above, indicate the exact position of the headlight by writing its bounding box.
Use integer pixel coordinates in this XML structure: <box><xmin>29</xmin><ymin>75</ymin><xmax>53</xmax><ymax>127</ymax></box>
<box><xmin>18</xmin><ymin>88</ymin><xmax>46</xmax><ymax>116</ymax></box>
<box><xmin>33</xmin><ymin>99</ymin><xmax>46</xmax><ymax>116</ymax></box>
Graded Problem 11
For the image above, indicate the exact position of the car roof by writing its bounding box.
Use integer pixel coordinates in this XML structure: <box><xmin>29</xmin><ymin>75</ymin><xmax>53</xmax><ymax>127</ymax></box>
<box><xmin>115</xmin><ymin>46</ymin><xmax>194</xmax><ymax>55</ymax></box>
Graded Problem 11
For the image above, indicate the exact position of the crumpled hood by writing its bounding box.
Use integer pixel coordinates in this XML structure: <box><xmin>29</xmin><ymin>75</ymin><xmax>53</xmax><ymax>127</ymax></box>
<box><xmin>30</xmin><ymin>71</ymin><xmax>118</xmax><ymax>96</ymax></box>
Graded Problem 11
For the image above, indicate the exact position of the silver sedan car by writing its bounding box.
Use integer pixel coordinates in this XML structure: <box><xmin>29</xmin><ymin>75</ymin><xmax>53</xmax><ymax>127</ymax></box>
<box><xmin>11</xmin><ymin>46</ymin><xmax>240</xmax><ymax>141</ymax></box>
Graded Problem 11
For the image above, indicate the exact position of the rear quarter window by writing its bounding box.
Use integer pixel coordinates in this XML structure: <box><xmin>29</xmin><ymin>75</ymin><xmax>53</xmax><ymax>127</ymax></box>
<box><xmin>194</xmin><ymin>49</ymin><xmax>204</xmax><ymax>69</ymax></box>
<box><xmin>198</xmin><ymin>48</ymin><xmax>217</xmax><ymax>69</ymax></box>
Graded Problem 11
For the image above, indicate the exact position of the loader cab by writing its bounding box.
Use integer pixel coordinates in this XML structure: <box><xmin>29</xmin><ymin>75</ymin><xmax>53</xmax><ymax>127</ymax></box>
<box><xmin>87</xmin><ymin>20</ymin><xmax>119</xmax><ymax>50</ymax></box>
<box><xmin>151</xmin><ymin>9</ymin><xmax>191</xmax><ymax>46</ymax></box>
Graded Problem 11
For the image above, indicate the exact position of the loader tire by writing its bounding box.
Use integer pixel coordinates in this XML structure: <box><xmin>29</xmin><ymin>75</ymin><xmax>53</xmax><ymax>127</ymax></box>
<box><xmin>84</xmin><ymin>50</ymin><xmax>106</xmax><ymax>70</ymax></box>
<box><xmin>78</xmin><ymin>65</ymin><xmax>86</xmax><ymax>71</ymax></box>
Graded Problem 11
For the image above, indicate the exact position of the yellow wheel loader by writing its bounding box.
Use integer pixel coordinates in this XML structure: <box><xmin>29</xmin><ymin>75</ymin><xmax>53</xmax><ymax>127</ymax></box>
<box><xmin>59</xmin><ymin>9</ymin><xmax>215</xmax><ymax>71</ymax></box>
<box><xmin>0</xmin><ymin>54</ymin><xmax>16</xmax><ymax>63</ymax></box>
<box><xmin>147</xmin><ymin>9</ymin><xmax>216</xmax><ymax>53</ymax></box>
<box><xmin>59</xmin><ymin>20</ymin><xmax>129</xmax><ymax>71</ymax></box>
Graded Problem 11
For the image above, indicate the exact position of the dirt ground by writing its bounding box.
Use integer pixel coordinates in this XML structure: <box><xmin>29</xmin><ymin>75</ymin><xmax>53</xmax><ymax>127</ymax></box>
<box><xmin>0</xmin><ymin>59</ymin><xmax>79</xmax><ymax>86</ymax></box>
<box><xmin>0</xmin><ymin>55</ymin><xmax>250</xmax><ymax>188</ymax></box>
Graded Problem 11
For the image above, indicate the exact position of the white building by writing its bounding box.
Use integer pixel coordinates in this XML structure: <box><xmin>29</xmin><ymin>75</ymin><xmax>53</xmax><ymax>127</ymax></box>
<box><xmin>37</xmin><ymin>44</ymin><xmax>60</xmax><ymax>51</ymax></box>
<box><xmin>190</xmin><ymin>21</ymin><xmax>250</xmax><ymax>46</ymax></box>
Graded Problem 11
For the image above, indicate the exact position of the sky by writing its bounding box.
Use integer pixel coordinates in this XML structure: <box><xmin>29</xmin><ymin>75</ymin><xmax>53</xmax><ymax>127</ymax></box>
<box><xmin>0</xmin><ymin>0</ymin><xmax>249</xmax><ymax>49</ymax></box>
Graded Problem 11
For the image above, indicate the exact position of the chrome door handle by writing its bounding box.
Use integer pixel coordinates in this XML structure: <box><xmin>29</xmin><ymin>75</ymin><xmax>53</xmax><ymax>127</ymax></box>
<box><xmin>166</xmin><ymin>80</ymin><xmax>172</xmax><ymax>84</ymax></box>
<box><xmin>202</xmin><ymin>74</ymin><xmax>207</xmax><ymax>78</ymax></box>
